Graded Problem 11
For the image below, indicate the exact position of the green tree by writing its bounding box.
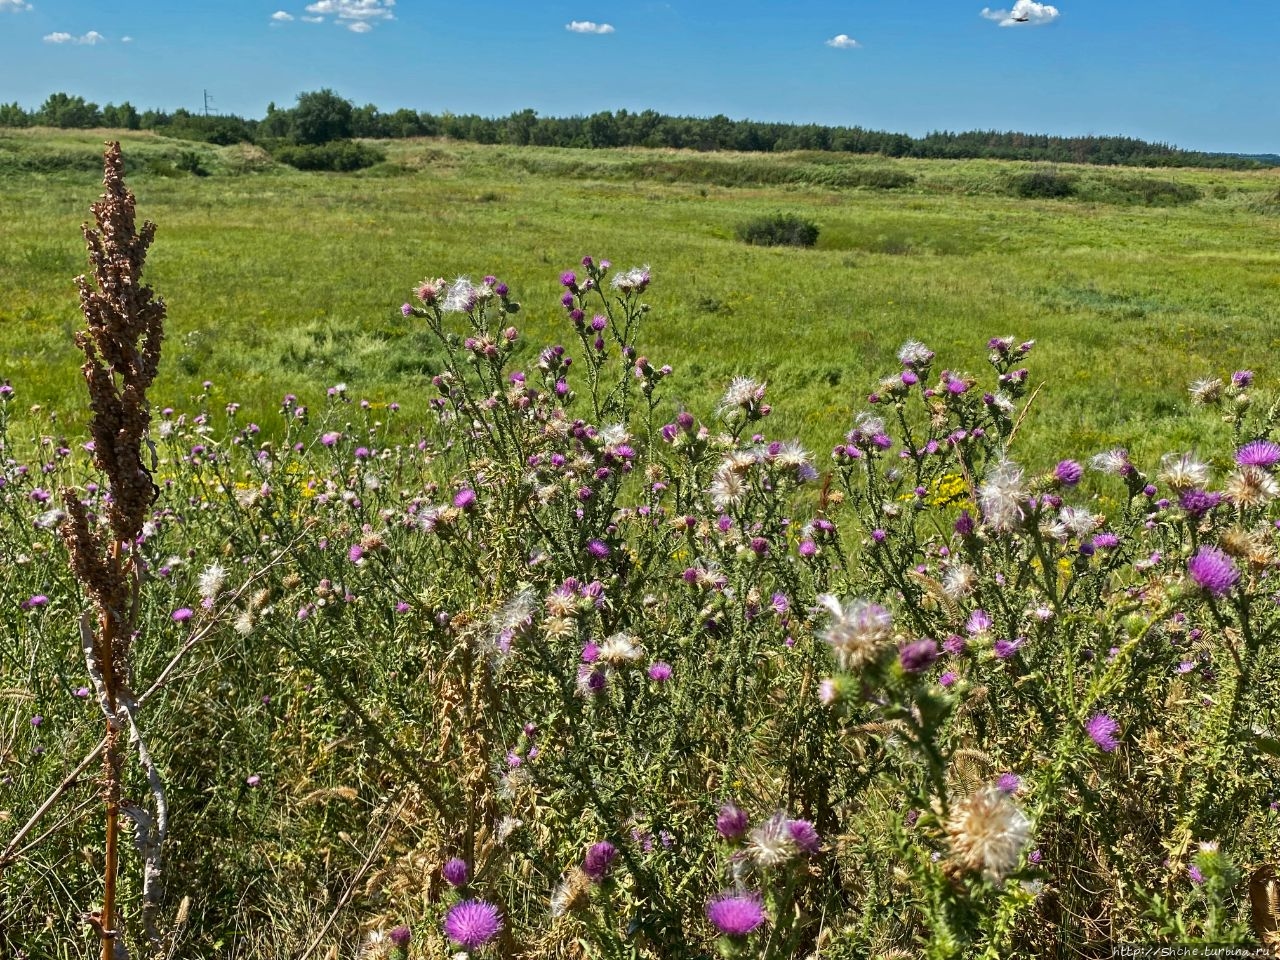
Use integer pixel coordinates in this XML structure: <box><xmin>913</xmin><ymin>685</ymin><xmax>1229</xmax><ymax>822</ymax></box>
<box><xmin>0</xmin><ymin>102</ymin><xmax>32</xmax><ymax>127</ymax></box>
<box><xmin>38</xmin><ymin>92</ymin><xmax>101</xmax><ymax>128</ymax></box>
<box><xmin>101</xmin><ymin>102</ymin><xmax>141</xmax><ymax>130</ymax></box>
<box><xmin>291</xmin><ymin>88</ymin><xmax>354</xmax><ymax>145</ymax></box>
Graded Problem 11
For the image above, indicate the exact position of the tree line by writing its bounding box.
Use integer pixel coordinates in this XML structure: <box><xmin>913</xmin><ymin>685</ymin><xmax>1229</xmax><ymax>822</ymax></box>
<box><xmin>1</xmin><ymin>89</ymin><xmax>1267</xmax><ymax>170</ymax></box>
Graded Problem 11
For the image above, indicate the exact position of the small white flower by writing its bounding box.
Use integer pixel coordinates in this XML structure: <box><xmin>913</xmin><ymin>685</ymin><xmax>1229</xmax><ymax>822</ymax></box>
<box><xmin>34</xmin><ymin>508</ymin><xmax>67</xmax><ymax>529</ymax></box>
<box><xmin>598</xmin><ymin>632</ymin><xmax>643</xmax><ymax>666</ymax></box>
<box><xmin>1188</xmin><ymin>377</ymin><xmax>1224</xmax><ymax>405</ymax></box>
<box><xmin>198</xmin><ymin>562</ymin><xmax>227</xmax><ymax>600</ymax></box>
<box><xmin>818</xmin><ymin>595</ymin><xmax>894</xmax><ymax>670</ymax></box>
<box><xmin>1090</xmin><ymin>448</ymin><xmax>1131</xmax><ymax>477</ymax></box>
<box><xmin>946</xmin><ymin>785</ymin><xmax>1033</xmax><ymax>883</ymax></box>
<box><xmin>442</xmin><ymin>276</ymin><xmax>479</xmax><ymax>313</ymax></box>
<box><xmin>746</xmin><ymin>811</ymin><xmax>797</xmax><ymax>869</ymax></box>
<box><xmin>978</xmin><ymin>459</ymin><xmax>1026</xmax><ymax>533</ymax></box>
<box><xmin>1225</xmin><ymin>466</ymin><xmax>1278</xmax><ymax>508</ymax></box>
<box><xmin>897</xmin><ymin>339</ymin><xmax>934</xmax><ymax>366</ymax></box>
<box><xmin>609</xmin><ymin>264</ymin><xmax>651</xmax><ymax>292</ymax></box>
<box><xmin>709</xmin><ymin>469</ymin><xmax>747</xmax><ymax>511</ymax></box>
<box><xmin>942</xmin><ymin>563</ymin><xmax>977</xmax><ymax>599</ymax></box>
<box><xmin>719</xmin><ymin>376</ymin><xmax>767</xmax><ymax>414</ymax></box>
<box><xmin>1157</xmin><ymin>452</ymin><xmax>1210</xmax><ymax>491</ymax></box>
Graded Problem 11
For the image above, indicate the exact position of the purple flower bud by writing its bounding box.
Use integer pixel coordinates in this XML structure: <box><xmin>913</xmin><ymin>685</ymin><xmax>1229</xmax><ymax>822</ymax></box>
<box><xmin>899</xmin><ymin>638</ymin><xmax>940</xmax><ymax>673</ymax></box>
<box><xmin>583</xmin><ymin>840</ymin><xmax>617</xmax><ymax>881</ymax></box>
<box><xmin>442</xmin><ymin>857</ymin><xmax>469</xmax><ymax>887</ymax></box>
<box><xmin>716</xmin><ymin>803</ymin><xmax>749</xmax><ymax>840</ymax></box>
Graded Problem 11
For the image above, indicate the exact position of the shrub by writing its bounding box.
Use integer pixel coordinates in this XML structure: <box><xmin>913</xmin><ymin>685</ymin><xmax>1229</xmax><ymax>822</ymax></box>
<box><xmin>1013</xmin><ymin>168</ymin><xmax>1077</xmax><ymax>199</ymax></box>
<box><xmin>1097</xmin><ymin>176</ymin><xmax>1203</xmax><ymax>206</ymax></box>
<box><xmin>269</xmin><ymin>139</ymin><xmax>385</xmax><ymax>172</ymax></box>
<box><xmin>735</xmin><ymin>212</ymin><xmax>820</xmax><ymax>247</ymax></box>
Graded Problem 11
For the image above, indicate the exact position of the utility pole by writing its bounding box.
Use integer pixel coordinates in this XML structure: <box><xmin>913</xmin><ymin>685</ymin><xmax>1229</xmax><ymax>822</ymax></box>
<box><xmin>203</xmin><ymin>90</ymin><xmax>214</xmax><ymax>117</ymax></box>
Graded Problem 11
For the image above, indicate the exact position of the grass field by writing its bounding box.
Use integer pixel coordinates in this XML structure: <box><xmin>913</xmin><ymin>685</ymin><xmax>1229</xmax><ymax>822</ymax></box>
<box><xmin>4</xmin><ymin>131</ymin><xmax>1280</xmax><ymax>958</ymax></box>
<box><xmin>2</xmin><ymin>127</ymin><xmax>1279</xmax><ymax>464</ymax></box>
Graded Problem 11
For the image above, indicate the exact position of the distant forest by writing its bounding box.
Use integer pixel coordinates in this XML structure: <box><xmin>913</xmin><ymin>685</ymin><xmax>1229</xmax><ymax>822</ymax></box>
<box><xmin>1</xmin><ymin>89</ymin><xmax>1272</xmax><ymax>170</ymax></box>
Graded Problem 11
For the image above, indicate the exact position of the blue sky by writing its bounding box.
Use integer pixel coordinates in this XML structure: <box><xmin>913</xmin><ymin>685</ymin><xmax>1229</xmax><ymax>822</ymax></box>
<box><xmin>1</xmin><ymin>1</ymin><xmax>1277</xmax><ymax>153</ymax></box>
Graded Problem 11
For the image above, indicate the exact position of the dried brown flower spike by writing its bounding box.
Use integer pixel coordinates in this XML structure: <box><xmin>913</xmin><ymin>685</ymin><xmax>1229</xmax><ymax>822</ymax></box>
<box><xmin>60</xmin><ymin>141</ymin><xmax>167</xmax><ymax>960</ymax></box>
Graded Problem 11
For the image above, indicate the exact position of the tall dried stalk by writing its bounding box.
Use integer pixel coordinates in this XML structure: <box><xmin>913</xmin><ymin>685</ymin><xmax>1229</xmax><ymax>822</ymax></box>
<box><xmin>59</xmin><ymin>141</ymin><xmax>166</xmax><ymax>960</ymax></box>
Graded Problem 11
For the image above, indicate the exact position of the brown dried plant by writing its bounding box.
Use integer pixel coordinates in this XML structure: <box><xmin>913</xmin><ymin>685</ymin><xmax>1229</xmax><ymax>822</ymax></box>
<box><xmin>59</xmin><ymin>141</ymin><xmax>167</xmax><ymax>960</ymax></box>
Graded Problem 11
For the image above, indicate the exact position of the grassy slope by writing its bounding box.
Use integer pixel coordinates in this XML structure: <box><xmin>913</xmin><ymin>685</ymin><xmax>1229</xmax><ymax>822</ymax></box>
<box><xmin>2</xmin><ymin>127</ymin><xmax>1278</xmax><ymax>466</ymax></box>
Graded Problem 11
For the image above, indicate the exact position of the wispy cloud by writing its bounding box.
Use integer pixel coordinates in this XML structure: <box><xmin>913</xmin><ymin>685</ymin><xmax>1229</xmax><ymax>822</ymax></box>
<box><xmin>1</xmin><ymin>0</ymin><xmax>32</xmax><ymax>12</ymax></box>
<box><xmin>304</xmin><ymin>0</ymin><xmax>395</xmax><ymax>28</ymax></box>
<box><xmin>980</xmin><ymin>1</ymin><xmax>1060</xmax><ymax>27</ymax></box>
<box><xmin>271</xmin><ymin>10</ymin><xmax>294</xmax><ymax>21</ymax></box>
<box><xmin>301</xmin><ymin>15</ymin><xmax>324</xmax><ymax>22</ymax></box>
<box><xmin>566</xmin><ymin>20</ymin><xmax>615</xmax><ymax>34</ymax></box>
<box><xmin>44</xmin><ymin>30</ymin><xmax>106</xmax><ymax>44</ymax></box>
<box><xmin>825</xmin><ymin>34</ymin><xmax>861</xmax><ymax>49</ymax></box>
<box><xmin>121</xmin><ymin>35</ymin><xmax>133</xmax><ymax>42</ymax></box>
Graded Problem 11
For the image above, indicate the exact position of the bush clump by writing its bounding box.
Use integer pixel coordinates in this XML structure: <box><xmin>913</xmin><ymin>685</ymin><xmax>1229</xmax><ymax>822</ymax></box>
<box><xmin>269</xmin><ymin>139</ymin><xmax>385</xmax><ymax>172</ymax></box>
<box><xmin>735</xmin><ymin>212</ymin><xmax>820</xmax><ymax>247</ymax></box>
<box><xmin>1100</xmin><ymin>176</ymin><xmax>1202</xmax><ymax>206</ymax></box>
<box><xmin>1013</xmin><ymin>169</ymin><xmax>1077</xmax><ymax>199</ymax></box>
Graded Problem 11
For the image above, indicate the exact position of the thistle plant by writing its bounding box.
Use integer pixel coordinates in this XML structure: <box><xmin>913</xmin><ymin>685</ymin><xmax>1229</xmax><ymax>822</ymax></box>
<box><xmin>58</xmin><ymin>142</ymin><xmax>167</xmax><ymax>959</ymax></box>
<box><xmin>3</xmin><ymin>246</ymin><xmax>1278</xmax><ymax>957</ymax></box>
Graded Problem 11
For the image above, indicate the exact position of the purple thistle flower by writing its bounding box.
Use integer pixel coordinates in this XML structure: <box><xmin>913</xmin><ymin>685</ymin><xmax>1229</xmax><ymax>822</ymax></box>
<box><xmin>443</xmin><ymin>899</ymin><xmax>503</xmax><ymax>950</ymax></box>
<box><xmin>1232</xmin><ymin>370</ymin><xmax>1254</xmax><ymax>388</ymax></box>
<box><xmin>899</xmin><ymin>638</ymin><xmax>940</xmax><ymax>673</ymax></box>
<box><xmin>1236</xmin><ymin>439</ymin><xmax>1280</xmax><ymax>469</ymax></box>
<box><xmin>648</xmin><ymin>661</ymin><xmax>673</xmax><ymax>681</ymax></box>
<box><xmin>442</xmin><ymin>857</ymin><xmax>469</xmax><ymax>887</ymax></box>
<box><xmin>716</xmin><ymin>802</ymin><xmax>749</xmax><ymax>840</ymax></box>
<box><xmin>1085</xmin><ymin>712</ymin><xmax>1120</xmax><ymax>752</ymax></box>
<box><xmin>389</xmin><ymin>925</ymin><xmax>411</xmax><ymax>947</ymax></box>
<box><xmin>706</xmin><ymin>892</ymin><xmax>766</xmax><ymax>937</ymax></box>
<box><xmin>1092</xmin><ymin>532</ymin><xmax>1119</xmax><ymax>549</ymax></box>
<box><xmin>586</xmin><ymin>538</ymin><xmax>610</xmax><ymax>558</ymax></box>
<box><xmin>993</xmin><ymin>637</ymin><xmax>1022</xmax><ymax>659</ymax></box>
<box><xmin>996</xmin><ymin>773</ymin><xmax>1021</xmax><ymax>794</ymax></box>
<box><xmin>1188</xmin><ymin>546</ymin><xmax>1239</xmax><ymax>597</ymax></box>
<box><xmin>1188</xmin><ymin>865</ymin><xmax>1205</xmax><ymax>885</ymax></box>
<box><xmin>320</xmin><ymin>431</ymin><xmax>341</xmax><ymax>447</ymax></box>
<box><xmin>582</xmin><ymin>840</ymin><xmax>618</xmax><ymax>881</ymax></box>
<box><xmin>943</xmin><ymin>633</ymin><xmax>967</xmax><ymax>655</ymax></box>
<box><xmin>24</xmin><ymin>594</ymin><xmax>49</xmax><ymax>609</ymax></box>
<box><xmin>1178</xmin><ymin>488</ymin><xmax>1223</xmax><ymax>518</ymax></box>
<box><xmin>787</xmin><ymin>819</ymin><xmax>821</xmax><ymax>855</ymax></box>
<box><xmin>453</xmin><ymin>488</ymin><xmax>477</xmax><ymax>510</ymax></box>
<box><xmin>966</xmin><ymin>609</ymin><xmax>992</xmax><ymax>635</ymax></box>
<box><xmin>939</xmin><ymin>670</ymin><xmax>957</xmax><ymax>687</ymax></box>
<box><xmin>1054</xmin><ymin>460</ymin><xmax>1083</xmax><ymax>487</ymax></box>
<box><xmin>348</xmin><ymin>544</ymin><xmax>364</xmax><ymax>564</ymax></box>
<box><xmin>172</xmin><ymin>607</ymin><xmax>194</xmax><ymax>623</ymax></box>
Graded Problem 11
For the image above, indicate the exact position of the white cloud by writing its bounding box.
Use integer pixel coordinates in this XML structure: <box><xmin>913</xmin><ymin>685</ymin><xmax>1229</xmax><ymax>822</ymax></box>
<box><xmin>301</xmin><ymin>15</ymin><xmax>324</xmax><ymax>22</ymax></box>
<box><xmin>566</xmin><ymin>20</ymin><xmax>615</xmax><ymax>34</ymax></box>
<box><xmin>44</xmin><ymin>30</ymin><xmax>105</xmax><ymax>44</ymax></box>
<box><xmin>271</xmin><ymin>10</ymin><xmax>294</xmax><ymax>21</ymax></box>
<box><xmin>981</xmin><ymin>1</ymin><xmax>1060</xmax><ymax>27</ymax></box>
<box><xmin>304</xmin><ymin>0</ymin><xmax>395</xmax><ymax>23</ymax></box>
<box><xmin>1</xmin><ymin>0</ymin><xmax>33</xmax><ymax>12</ymax></box>
<box><xmin>825</xmin><ymin>34</ymin><xmax>861</xmax><ymax>49</ymax></box>
<box><xmin>121</xmin><ymin>35</ymin><xmax>133</xmax><ymax>42</ymax></box>
<box><xmin>346</xmin><ymin>20</ymin><xmax>371</xmax><ymax>32</ymax></box>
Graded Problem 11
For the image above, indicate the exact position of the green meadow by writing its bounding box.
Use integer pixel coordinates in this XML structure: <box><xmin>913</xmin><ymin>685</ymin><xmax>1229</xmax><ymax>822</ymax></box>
<box><xmin>2</xmin><ymin>127</ymin><xmax>1278</xmax><ymax>464</ymax></box>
